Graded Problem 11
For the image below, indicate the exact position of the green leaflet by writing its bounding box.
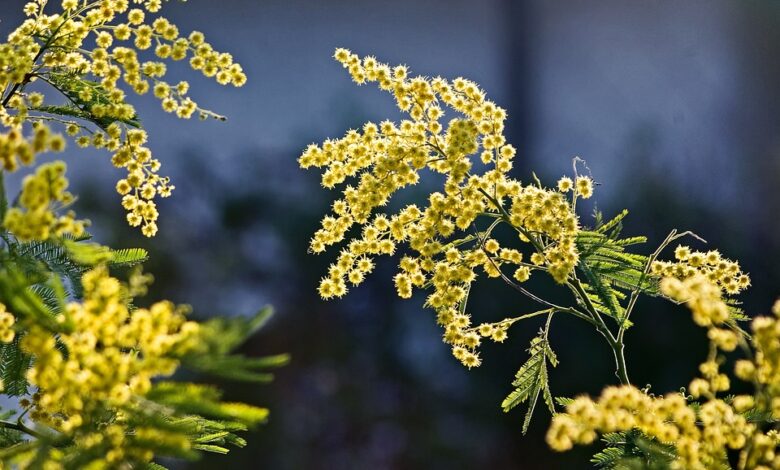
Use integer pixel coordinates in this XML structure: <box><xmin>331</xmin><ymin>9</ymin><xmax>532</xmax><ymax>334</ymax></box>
<box><xmin>108</xmin><ymin>247</ymin><xmax>149</xmax><ymax>267</ymax></box>
<box><xmin>554</xmin><ymin>396</ymin><xmax>575</xmax><ymax>407</ymax></box>
<box><xmin>576</xmin><ymin>210</ymin><xmax>658</xmax><ymax>328</ymax></box>
<box><xmin>62</xmin><ymin>239</ymin><xmax>148</xmax><ymax>268</ymax></box>
<box><xmin>501</xmin><ymin>331</ymin><xmax>558</xmax><ymax>434</ymax></box>
<box><xmin>0</xmin><ymin>336</ymin><xmax>32</xmax><ymax>396</ymax></box>
<box><xmin>0</xmin><ymin>426</ymin><xmax>23</xmax><ymax>450</ymax></box>
<box><xmin>0</xmin><ymin>263</ymin><xmax>60</xmax><ymax>332</ymax></box>
<box><xmin>61</xmin><ymin>240</ymin><xmax>112</xmax><ymax>266</ymax></box>
<box><xmin>591</xmin><ymin>447</ymin><xmax>628</xmax><ymax>468</ymax></box>
<box><xmin>591</xmin><ymin>429</ymin><xmax>677</xmax><ymax>470</ymax></box>
<box><xmin>1</xmin><ymin>233</ymin><xmax>147</xmax><ymax>303</ymax></box>
<box><xmin>182</xmin><ymin>306</ymin><xmax>290</xmax><ymax>382</ymax></box>
<box><xmin>579</xmin><ymin>260</ymin><xmax>627</xmax><ymax>323</ymax></box>
<box><xmin>192</xmin><ymin>444</ymin><xmax>230</xmax><ymax>454</ymax></box>
<box><xmin>43</xmin><ymin>71</ymin><xmax>141</xmax><ymax>130</ymax></box>
<box><xmin>146</xmin><ymin>382</ymin><xmax>270</xmax><ymax>428</ymax></box>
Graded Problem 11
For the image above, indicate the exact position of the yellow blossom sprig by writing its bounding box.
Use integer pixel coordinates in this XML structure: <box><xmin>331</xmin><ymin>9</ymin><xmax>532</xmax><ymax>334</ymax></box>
<box><xmin>546</xmin><ymin>275</ymin><xmax>780</xmax><ymax>470</ymax></box>
<box><xmin>653</xmin><ymin>244</ymin><xmax>751</xmax><ymax>296</ymax></box>
<box><xmin>547</xmin><ymin>385</ymin><xmax>753</xmax><ymax>469</ymax></box>
<box><xmin>22</xmin><ymin>266</ymin><xmax>198</xmax><ymax>436</ymax></box>
<box><xmin>0</xmin><ymin>2</ymin><xmax>280</xmax><ymax>467</ymax></box>
<box><xmin>3</xmin><ymin>160</ymin><xmax>88</xmax><ymax>241</ymax></box>
<box><xmin>0</xmin><ymin>262</ymin><xmax>278</xmax><ymax>467</ymax></box>
<box><xmin>301</xmin><ymin>48</ymin><xmax>596</xmax><ymax>369</ymax></box>
<box><xmin>1</xmin><ymin>0</ymin><xmax>246</xmax><ymax>237</ymax></box>
<box><xmin>300</xmin><ymin>51</ymin><xmax>765</xmax><ymax>444</ymax></box>
<box><xmin>0</xmin><ymin>96</ymin><xmax>67</xmax><ymax>172</ymax></box>
<box><xmin>0</xmin><ymin>244</ymin><xmax>283</xmax><ymax>467</ymax></box>
<box><xmin>660</xmin><ymin>274</ymin><xmax>731</xmax><ymax>327</ymax></box>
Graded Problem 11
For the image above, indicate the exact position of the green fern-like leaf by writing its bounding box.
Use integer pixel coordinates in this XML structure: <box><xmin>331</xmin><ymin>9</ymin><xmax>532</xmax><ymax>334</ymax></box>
<box><xmin>44</xmin><ymin>71</ymin><xmax>140</xmax><ymax>130</ymax></box>
<box><xmin>576</xmin><ymin>210</ymin><xmax>660</xmax><ymax>328</ymax></box>
<box><xmin>0</xmin><ymin>264</ymin><xmax>60</xmax><ymax>331</ymax></box>
<box><xmin>554</xmin><ymin>396</ymin><xmax>574</xmax><ymax>407</ymax></box>
<box><xmin>601</xmin><ymin>432</ymin><xmax>628</xmax><ymax>445</ymax></box>
<box><xmin>595</xmin><ymin>209</ymin><xmax>628</xmax><ymax>235</ymax></box>
<box><xmin>591</xmin><ymin>429</ymin><xmax>677</xmax><ymax>470</ymax></box>
<box><xmin>147</xmin><ymin>382</ymin><xmax>270</xmax><ymax>427</ymax></box>
<box><xmin>62</xmin><ymin>240</ymin><xmax>112</xmax><ymax>266</ymax></box>
<box><xmin>0</xmin><ymin>336</ymin><xmax>31</xmax><ymax>396</ymax></box>
<box><xmin>196</xmin><ymin>306</ymin><xmax>275</xmax><ymax>355</ymax></box>
<box><xmin>501</xmin><ymin>332</ymin><xmax>558</xmax><ymax>433</ymax></box>
<box><xmin>592</xmin><ymin>446</ymin><xmax>627</xmax><ymax>468</ymax></box>
<box><xmin>185</xmin><ymin>353</ymin><xmax>289</xmax><ymax>383</ymax></box>
<box><xmin>31</xmin><ymin>105</ymin><xmax>99</xmax><ymax>125</ymax></box>
<box><xmin>11</xmin><ymin>237</ymin><xmax>89</xmax><ymax>297</ymax></box>
<box><xmin>579</xmin><ymin>261</ymin><xmax>626</xmax><ymax>322</ymax></box>
<box><xmin>741</xmin><ymin>407</ymin><xmax>774</xmax><ymax>424</ymax></box>
<box><xmin>108</xmin><ymin>248</ymin><xmax>149</xmax><ymax>267</ymax></box>
<box><xmin>63</xmin><ymin>241</ymin><xmax>148</xmax><ymax>268</ymax></box>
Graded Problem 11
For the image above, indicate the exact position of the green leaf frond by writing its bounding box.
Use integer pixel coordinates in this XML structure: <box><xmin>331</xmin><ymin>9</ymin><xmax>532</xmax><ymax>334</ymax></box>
<box><xmin>183</xmin><ymin>307</ymin><xmax>290</xmax><ymax>383</ymax></box>
<box><xmin>591</xmin><ymin>429</ymin><xmax>677</xmax><ymax>470</ymax></box>
<box><xmin>43</xmin><ymin>71</ymin><xmax>141</xmax><ymax>130</ymax></box>
<box><xmin>576</xmin><ymin>211</ymin><xmax>657</xmax><ymax>328</ymax></box>
<box><xmin>0</xmin><ymin>337</ymin><xmax>32</xmax><ymax>396</ymax></box>
<box><xmin>146</xmin><ymin>382</ymin><xmax>270</xmax><ymax>428</ymax></box>
<box><xmin>501</xmin><ymin>329</ymin><xmax>558</xmax><ymax>434</ymax></box>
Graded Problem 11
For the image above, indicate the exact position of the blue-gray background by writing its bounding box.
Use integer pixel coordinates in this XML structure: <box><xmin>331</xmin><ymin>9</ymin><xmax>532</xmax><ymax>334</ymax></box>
<box><xmin>4</xmin><ymin>1</ymin><xmax>780</xmax><ymax>468</ymax></box>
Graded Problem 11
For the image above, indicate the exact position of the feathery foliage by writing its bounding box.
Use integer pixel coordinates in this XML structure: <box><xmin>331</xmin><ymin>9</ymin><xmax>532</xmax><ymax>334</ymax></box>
<box><xmin>501</xmin><ymin>318</ymin><xmax>558</xmax><ymax>434</ymax></box>
<box><xmin>43</xmin><ymin>71</ymin><xmax>141</xmax><ymax>130</ymax></box>
<box><xmin>590</xmin><ymin>430</ymin><xmax>676</xmax><ymax>470</ymax></box>
<box><xmin>183</xmin><ymin>307</ymin><xmax>290</xmax><ymax>383</ymax></box>
<box><xmin>576</xmin><ymin>210</ymin><xmax>654</xmax><ymax>327</ymax></box>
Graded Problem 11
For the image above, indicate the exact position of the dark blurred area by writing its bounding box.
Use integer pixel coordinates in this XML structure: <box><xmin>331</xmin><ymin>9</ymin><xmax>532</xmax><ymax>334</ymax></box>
<box><xmin>4</xmin><ymin>0</ymin><xmax>780</xmax><ymax>468</ymax></box>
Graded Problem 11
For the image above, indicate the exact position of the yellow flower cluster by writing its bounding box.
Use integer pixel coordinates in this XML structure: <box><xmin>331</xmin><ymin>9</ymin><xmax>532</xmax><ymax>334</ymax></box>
<box><xmin>0</xmin><ymin>303</ymin><xmax>16</xmax><ymax>345</ymax></box>
<box><xmin>659</xmin><ymin>274</ymin><xmax>730</xmax><ymax>327</ymax></box>
<box><xmin>547</xmin><ymin>386</ymin><xmax>753</xmax><ymax>469</ymax></box>
<box><xmin>727</xmin><ymin>300</ymin><xmax>780</xmax><ymax>469</ymax></box>
<box><xmin>21</xmin><ymin>266</ymin><xmax>199</xmax><ymax>463</ymax></box>
<box><xmin>653</xmin><ymin>245</ymin><xmax>750</xmax><ymax>296</ymax></box>
<box><xmin>745</xmin><ymin>301</ymin><xmax>780</xmax><ymax>409</ymax></box>
<box><xmin>557</xmin><ymin>175</ymin><xmax>594</xmax><ymax>199</ymax></box>
<box><xmin>548</xmin><ymin>275</ymin><xmax>780</xmax><ymax>469</ymax></box>
<box><xmin>301</xmin><ymin>49</ymin><xmax>588</xmax><ymax>368</ymax></box>
<box><xmin>0</xmin><ymin>34</ymin><xmax>36</xmax><ymax>91</ymax></box>
<box><xmin>110</xmin><ymin>127</ymin><xmax>170</xmax><ymax>237</ymax></box>
<box><xmin>508</xmin><ymin>184</ymin><xmax>581</xmax><ymax>283</ymax></box>
<box><xmin>3</xmin><ymin>161</ymin><xmax>87</xmax><ymax>241</ymax></box>
<box><xmin>0</xmin><ymin>101</ymin><xmax>66</xmax><ymax>172</ymax></box>
<box><xmin>1</xmin><ymin>0</ymin><xmax>245</xmax><ymax>236</ymax></box>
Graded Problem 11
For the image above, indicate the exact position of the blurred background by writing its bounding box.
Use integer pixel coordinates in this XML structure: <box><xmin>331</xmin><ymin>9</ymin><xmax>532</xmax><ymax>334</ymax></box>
<box><xmin>5</xmin><ymin>0</ymin><xmax>780</xmax><ymax>468</ymax></box>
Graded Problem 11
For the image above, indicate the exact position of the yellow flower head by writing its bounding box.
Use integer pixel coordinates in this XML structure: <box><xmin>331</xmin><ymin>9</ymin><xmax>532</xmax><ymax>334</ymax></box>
<box><xmin>3</xmin><ymin>161</ymin><xmax>88</xmax><ymax>241</ymax></box>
